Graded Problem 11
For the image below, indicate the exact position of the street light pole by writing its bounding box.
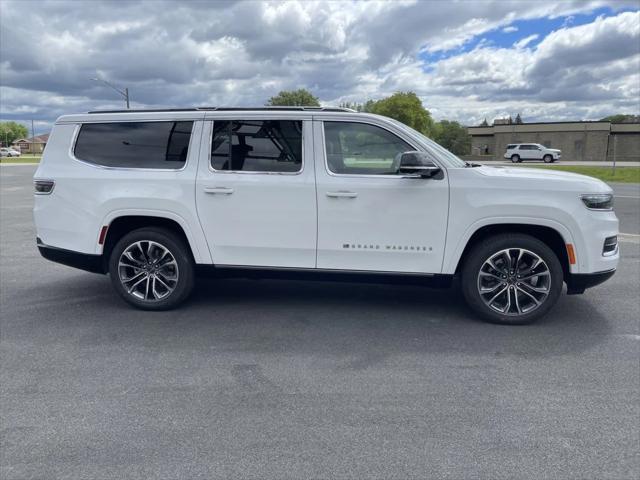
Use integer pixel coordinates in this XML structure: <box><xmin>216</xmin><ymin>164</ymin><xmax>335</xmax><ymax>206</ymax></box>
<box><xmin>91</xmin><ymin>77</ymin><xmax>130</xmax><ymax>109</ymax></box>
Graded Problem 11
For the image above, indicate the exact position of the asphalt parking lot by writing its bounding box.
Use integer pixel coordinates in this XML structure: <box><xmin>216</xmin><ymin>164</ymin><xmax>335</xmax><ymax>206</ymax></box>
<box><xmin>1</xmin><ymin>165</ymin><xmax>638</xmax><ymax>479</ymax></box>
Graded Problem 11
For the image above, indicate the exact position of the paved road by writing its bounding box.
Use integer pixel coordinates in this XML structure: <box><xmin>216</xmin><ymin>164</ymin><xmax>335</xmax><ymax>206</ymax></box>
<box><xmin>1</xmin><ymin>165</ymin><xmax>639</xmax><ymax>479</ymax></box>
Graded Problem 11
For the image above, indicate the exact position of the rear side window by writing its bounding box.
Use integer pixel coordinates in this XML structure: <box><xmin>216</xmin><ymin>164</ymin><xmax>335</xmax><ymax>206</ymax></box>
<box><xmin>211</xmin><ymin>120</ymin><xmax>302</xmax><ymax>173</ymax></box>
<box><xmin>74</xmin><ymin>121</ymin><xmax>193</xmax><ymax>169</ymax></box>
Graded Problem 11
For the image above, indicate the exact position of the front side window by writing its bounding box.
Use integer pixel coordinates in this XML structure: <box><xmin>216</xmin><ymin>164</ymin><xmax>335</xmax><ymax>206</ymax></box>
<box><xmin>74</xmin><ymin>121</ymin><xmax>193</xmax><ymax>169</ymax></box>
<box><xmin>323</xmin><ymin>121</ymin><xmax>412</xmax><ymax>175</ymax></box>
<box><xmin>211</xmin><ymin>120</ymin><xmax>302</xmax><ymax>173</ymax></box>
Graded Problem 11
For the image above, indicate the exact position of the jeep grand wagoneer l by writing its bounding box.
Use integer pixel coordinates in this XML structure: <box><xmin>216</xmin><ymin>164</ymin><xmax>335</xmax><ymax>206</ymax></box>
<box><xmin>34</xmin><ymin>107</ymin><xmax>618</xmax><ymax>324</ymax></box>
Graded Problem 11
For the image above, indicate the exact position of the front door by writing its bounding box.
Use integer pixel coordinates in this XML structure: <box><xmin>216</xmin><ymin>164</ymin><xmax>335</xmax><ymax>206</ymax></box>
<box><xmin>196</xmin><ymin>118</ymin><xmax>316</xmax><ymax>268</ymax></box>
<box><xmin>314</xmin><ymin>119</ymin><xmax>449</xmax><ymax>273</ymax></box>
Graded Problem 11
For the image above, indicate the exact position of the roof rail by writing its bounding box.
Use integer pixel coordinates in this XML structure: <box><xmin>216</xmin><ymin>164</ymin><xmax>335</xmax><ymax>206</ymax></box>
<box><xmin>87</xmin><ymin>106</ymin><xmax>357</xmax><ymax>114</ymax></box>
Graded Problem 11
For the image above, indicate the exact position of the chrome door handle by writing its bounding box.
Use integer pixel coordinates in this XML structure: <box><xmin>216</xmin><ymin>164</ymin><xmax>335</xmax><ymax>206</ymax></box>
<box><xmin>326</xmin><ymin>191</ymin><xmax>358</xmax><ymax>198</ymax></box>
<box><xmin>204</xmin><ymin>187</ymin><xmax>234</xmax><ymax>195</ymax></box>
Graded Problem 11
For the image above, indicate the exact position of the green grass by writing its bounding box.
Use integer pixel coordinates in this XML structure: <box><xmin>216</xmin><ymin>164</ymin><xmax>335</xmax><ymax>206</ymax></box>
<box><xmin>0</xmin><ymin>155</ymin><xmax>41</xmax><ymax>164</ymax></box>
<box><xmin>524</xmin><ymin>165</ymin><xmax>640</xmax><ymax>183</ymax></box>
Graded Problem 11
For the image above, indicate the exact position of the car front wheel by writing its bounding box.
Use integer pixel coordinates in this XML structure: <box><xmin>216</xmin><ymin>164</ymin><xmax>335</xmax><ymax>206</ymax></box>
<box><xmin>511</xmin><ymin>154</ymin><xmax>521</xmax><ymax>163</ymax></box>
<box><xmin>543</xmin><ymin>154</ymin><xmax>553</xmax><ymax>163</ymax></box>
<box><xmin>108</xmin><ymin>227</ymin><xmax>195</xmax><ymax>310</ymax></box>
<box><xmin>461</xmin><ymin>234</ymin><xmax>564</xmax><ymax>324</ymax></box>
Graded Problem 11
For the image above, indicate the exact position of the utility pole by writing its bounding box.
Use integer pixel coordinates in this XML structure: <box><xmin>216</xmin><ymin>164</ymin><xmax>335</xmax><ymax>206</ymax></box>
<box><xmin>91</xmin><ymin>77</ymin><xmax>130</xmax><ymax>109</ymax></box>
<box><xmin>612</xmin><ymin>134</ymin><xmax>617</xmax><ymax>176</ymax></box>
<box><xmin>31</xmin><ymin>119</ymin><xmax>35</xmax><ymax>155</ymax></box>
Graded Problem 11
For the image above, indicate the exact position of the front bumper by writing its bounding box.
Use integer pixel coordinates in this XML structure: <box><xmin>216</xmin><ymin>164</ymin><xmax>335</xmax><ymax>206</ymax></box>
<box><xmin>566</xmin><ymin>269</ymin><xmax>616</xmax><ymax>295</ymax></box>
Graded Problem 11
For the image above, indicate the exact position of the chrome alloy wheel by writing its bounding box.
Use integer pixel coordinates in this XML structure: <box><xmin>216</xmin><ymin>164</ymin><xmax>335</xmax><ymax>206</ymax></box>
<box><xmin>118</xmin><ymin>241</ymin><xmax>179</xmax><ymax>301</ymax></box>
<box><xmin>477</xmin><ymin>248</ymin><xmax>551</xmax><ymax>316</ymax></box>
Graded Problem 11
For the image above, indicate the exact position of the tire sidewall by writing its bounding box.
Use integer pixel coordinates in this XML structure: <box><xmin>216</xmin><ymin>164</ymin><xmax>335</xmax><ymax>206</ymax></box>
<box><xmin>108</xmin><ymin>228</ymin><xmax>194</xmax><ymax>310</ymax></box>
<box><xmin>461</xmin><ymin>234</ymin><xmax>564</xmax><ymax>324</ymax></box>
<box><xmin>511</xmin><ymin>155</ymin><xmax>520</xmax><ymax>163</ymax></box>
<box><xmin>543</xmin><ymin>154</ymin><xmax>553</xmax><ymax>163</ymax></box>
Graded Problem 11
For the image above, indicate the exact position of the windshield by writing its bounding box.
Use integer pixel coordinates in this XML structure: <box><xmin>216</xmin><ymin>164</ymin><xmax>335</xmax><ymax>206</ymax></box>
<box><xmin>385</xmin><ymin>118</ymin><xmax>467</xmax><ymax>168</ymax></box>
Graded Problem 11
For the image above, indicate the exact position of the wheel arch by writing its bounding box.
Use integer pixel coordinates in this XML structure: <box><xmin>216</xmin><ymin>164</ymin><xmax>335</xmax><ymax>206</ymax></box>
<box><xmin>100</xmin><ymin>212</ymin><xmax>211</xmax><ymax>270</ymax></box>
<box><xmin>450</xmin><ymin>222</ymin><xmax>573</xmax><ymax>279</ymax></box>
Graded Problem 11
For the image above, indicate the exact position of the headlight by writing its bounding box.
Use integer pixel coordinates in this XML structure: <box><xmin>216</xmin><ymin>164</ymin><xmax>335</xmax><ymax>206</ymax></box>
<box><xmin>581</xmin><ymin>193</ymin><xmax>613</xmax><ymax>210</ymax></box>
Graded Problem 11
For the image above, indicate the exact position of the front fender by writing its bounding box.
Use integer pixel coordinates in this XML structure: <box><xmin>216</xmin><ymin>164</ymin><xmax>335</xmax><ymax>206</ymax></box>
<box><xmin>442</xmin><ymin>216</ymin><xmax>579</xmax><ymax>274</ymax></box>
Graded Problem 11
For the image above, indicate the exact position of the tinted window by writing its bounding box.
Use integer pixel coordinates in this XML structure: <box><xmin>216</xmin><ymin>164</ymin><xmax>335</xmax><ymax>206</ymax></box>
<box><xmin>324</xmin><ymin>122</ymin><xmax>412</xmax><ymax>175</ymax></box>
<box><xmin>506</xmin><ymin>144</ymin><xmax>517</xmax><ymax>150</ymax></box>
<box><xmin>74</xmin><ymin>121</ymin><xmax>193</xmax><ymax>169</ymax></box>
<box><xmin>211</xmin><ymin>120</ymin><xmax>302</xmax><ymax>172</ymax></box>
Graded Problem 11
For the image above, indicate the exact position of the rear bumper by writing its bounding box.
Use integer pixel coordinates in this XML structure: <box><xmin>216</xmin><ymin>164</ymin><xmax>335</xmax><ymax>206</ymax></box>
<box><xmin>37</xmin><ymin>238</ymin><xmax>105</xmax><ymax>274</ymax></box>
<box><xmin>566</xmin><ymin>269</ymin><xmax>615</xmax><ymax>295</ymax></box>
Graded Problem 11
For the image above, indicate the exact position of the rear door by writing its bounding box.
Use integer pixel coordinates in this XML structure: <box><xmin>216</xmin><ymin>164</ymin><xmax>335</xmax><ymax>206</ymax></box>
<box><xmin>195</xmin><ymin>116</ymin><xmax>316</xmax><ymax>268</ymax></box>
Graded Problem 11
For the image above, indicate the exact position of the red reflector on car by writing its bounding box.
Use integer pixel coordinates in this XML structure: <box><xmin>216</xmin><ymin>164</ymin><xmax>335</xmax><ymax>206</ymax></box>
<box><xmin>98</xmin><ymin>226</ymin><xmax>108</xmax><ymax>245</ymax></box>
<box><xmin>566</xmin><ymin>244</ymin><xmax>576</xmax><ymax>265</ymax></box>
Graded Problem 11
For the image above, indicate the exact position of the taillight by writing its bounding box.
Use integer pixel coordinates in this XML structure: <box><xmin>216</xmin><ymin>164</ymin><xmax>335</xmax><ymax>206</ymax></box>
<box><xmin>34</xmin><ymin>179</ymin><xmax>55</xmax><ymax>195</ymax></box>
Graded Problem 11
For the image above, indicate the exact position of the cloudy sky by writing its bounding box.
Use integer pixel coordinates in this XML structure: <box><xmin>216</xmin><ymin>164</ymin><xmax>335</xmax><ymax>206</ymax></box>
<box><xmin>1</xmin><ymin>0</ymin><xmax>639</xmax><ymax>134</ymax></box>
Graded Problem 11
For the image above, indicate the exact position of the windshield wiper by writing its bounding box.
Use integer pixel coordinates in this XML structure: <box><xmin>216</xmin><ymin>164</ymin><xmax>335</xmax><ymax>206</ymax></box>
<box><xmin>465</xmin><ymin>162</ymin><xmax>482</xmax><ymax>168</ymax></box>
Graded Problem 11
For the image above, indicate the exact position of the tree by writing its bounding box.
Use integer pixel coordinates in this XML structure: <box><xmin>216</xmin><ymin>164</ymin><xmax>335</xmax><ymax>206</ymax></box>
<box><xmin>433</xmin><ymin>120</ymin><xmax>471</xmax><ymax>155</ymax></box>
<box><xmin>600</xmin><ymin>114</ymin><xmax>640</xmax><ymax>123</ymax></box>
<box><xmin>515</xmin><ymin>113</ymin><xmax>523</xmax><ymax>124</ymax></box>
<box><xmin>0</xmin><ymin>121</ymin><xmax>28</xmax><ymax>146</ymax></box>
<box><xmin>366</xmin><ymin>92</ymin><xmax>435</xmax><ymax>137</ymax></box>
<box><xmin>266</xmin><ymin>89</ymin><xmax>320</xmax><ymax>107</ymax></box>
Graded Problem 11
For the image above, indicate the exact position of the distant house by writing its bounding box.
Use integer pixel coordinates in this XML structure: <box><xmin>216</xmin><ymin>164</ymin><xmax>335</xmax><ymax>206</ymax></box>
<box><xmin>12</xmin><ymin>134</ymin><xmax>50</xmax><ymax>153</ymax></box>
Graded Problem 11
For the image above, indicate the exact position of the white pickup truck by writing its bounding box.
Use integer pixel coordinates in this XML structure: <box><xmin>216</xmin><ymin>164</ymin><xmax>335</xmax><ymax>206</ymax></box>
<box><xmin>33</xmin><ymin>107</ymin><xmax>617</xmax><ymax>324</ymax></box>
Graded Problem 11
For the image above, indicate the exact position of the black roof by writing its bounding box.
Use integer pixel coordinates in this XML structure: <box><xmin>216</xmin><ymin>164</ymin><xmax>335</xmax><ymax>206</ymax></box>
<box><xmin>87</xmin><ymin>106</ymin><xmax>356</xmax><ymax>114</ymax></box>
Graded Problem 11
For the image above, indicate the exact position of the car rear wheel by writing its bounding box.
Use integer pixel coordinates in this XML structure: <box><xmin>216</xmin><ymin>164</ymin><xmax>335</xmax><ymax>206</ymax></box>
<box><xmin>511</xmin><ymin>154</ymin><xmax>521</xmax><ymax>163</ymax></box>
<box><xmin>461</xmin><ymin>234</ymin><xmax>564</xmax><ymax>324</ymax></box>
<box><xmin>543</xmin><ymin>154</ymin><xmax>553</xmax><ymax>163</ymax></box>
<box><xmin>108</xmin><ymin>227</ymin><xmax>195</xmax><ymax>310</ymax></box>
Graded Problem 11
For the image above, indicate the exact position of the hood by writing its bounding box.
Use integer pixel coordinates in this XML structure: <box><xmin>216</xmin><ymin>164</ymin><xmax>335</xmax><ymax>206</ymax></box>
<box><xmin>475</xmin><ymin>165</ymin><xmax>611</xmax><ymax>193</ymax></box>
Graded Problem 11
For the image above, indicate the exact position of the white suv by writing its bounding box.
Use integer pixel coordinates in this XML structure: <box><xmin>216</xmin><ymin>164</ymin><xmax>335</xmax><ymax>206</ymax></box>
<box><xmin>33</xmin><ymin>107</ymin><xmax>618</xmax><ymax>324</ymax></box>
<box><xmin>505</xmin><ymin>143</ymin><xmax>561</xmax><ymax>163</ymax></box>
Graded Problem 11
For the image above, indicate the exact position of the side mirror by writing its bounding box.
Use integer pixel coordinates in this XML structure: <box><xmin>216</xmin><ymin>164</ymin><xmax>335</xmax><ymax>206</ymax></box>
<box><xmin>397</xmin><ymin>151</ymin><xmax>441</xmax><ymax>178</ymax></box>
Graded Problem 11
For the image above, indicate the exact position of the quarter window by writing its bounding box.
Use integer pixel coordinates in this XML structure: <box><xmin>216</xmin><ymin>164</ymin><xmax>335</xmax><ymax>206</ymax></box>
<box><xmin>323</xmin><ymin>122</ymin><xmax>412</xmax><ymax>175</ymax></box>
<box><xmin>211</xmin><ymin>120</ymin><xmax>302</xmax><ymax>173</ymax></box>
<box><xmin>74</xmin><ymin>121</ymin><xmax>193</xmax><ymax>169</ymax></box>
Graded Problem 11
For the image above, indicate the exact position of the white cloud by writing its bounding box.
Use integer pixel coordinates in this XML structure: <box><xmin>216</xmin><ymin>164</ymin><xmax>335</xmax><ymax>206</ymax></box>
<box><xmin>0</xmin><ymin>0</ymin><xmax>638</xmax><ymax>132</ymax></box>
<box><xmin>514</xmin><ymin>34</ymin><xmax>540</xmax><ymax>49</ymax></box>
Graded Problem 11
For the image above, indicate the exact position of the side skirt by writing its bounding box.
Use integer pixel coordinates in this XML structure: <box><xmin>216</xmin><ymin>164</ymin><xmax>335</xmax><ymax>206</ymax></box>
<box><xmin>195</xmin><ymin>264</ymin><xmax>454</xmax><ymax>288</ymax></box>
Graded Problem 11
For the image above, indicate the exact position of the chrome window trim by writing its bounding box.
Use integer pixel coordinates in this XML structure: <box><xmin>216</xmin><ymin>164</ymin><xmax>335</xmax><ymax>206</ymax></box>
<box><xmin>319</xmin><ymin>119</ymin><xmax>442</xmax><ymax>179</ymax></box>
<box><xmin>69</xmin><ymin>120</ymin><xmax>195</xmax><ymax>172</ymax></box>
<box><xmin>206</xmin><ymin>119</ymin><xmax>305</xmax><ymax>176</ymax></box>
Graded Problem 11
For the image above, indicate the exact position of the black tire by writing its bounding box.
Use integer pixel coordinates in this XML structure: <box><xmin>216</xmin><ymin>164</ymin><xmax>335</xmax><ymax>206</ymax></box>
<box><xmin>108</xmin><ymin>227</ymin><xmax>194</xmax><ymax>310</ymax></box>
<box><xmin>511</xmin><ymin>154</ymin><xmax>521</xmax><ymax>163</ymax></box>
<box><xmin>543</xmin><ymin>154</ymin><xmax>553</xmax><ymax>163</ymax></box>
<box><xmin>461</xmin><ymin>234</ymin><xmax>564</xmax><ymax>325</ymax></box>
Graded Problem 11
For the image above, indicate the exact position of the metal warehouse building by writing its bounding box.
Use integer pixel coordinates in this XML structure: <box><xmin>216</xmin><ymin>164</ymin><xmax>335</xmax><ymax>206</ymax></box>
<box><xmin>468</xmin><ymin>121</ymin><xmax>640</xmax><ymax>162</ymax></box>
